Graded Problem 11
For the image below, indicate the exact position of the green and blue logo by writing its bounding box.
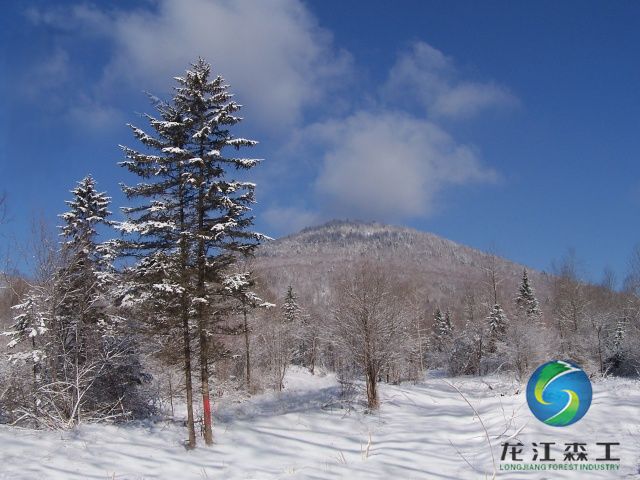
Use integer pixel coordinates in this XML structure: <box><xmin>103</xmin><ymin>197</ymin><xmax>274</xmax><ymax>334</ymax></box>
<box><xmin>526</xmin><ymin>360</ymin><xmax>592</xmax><ymax>427</ymax></box>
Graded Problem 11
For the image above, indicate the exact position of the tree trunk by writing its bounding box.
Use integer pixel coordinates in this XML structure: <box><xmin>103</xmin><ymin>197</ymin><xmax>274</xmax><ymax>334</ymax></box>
<box><xmin>243</xmin><ymin>308</ymin><xmax>251</xmax><ymax>391</ymax></box>
<box><xmin>182</xmin><ymin>300</ymin><xmax>196</xmax><ymax>449</ymax></box>
<box><xmin>492</xmin><ymin>271</ymin><xmax>498</xmax><ymax>305</ymax></box>
<box><xmin>596</xmin><ymin>327</ymin><xmax>604</xmax><ymax>375</ymax></box>
<box><xmin>309</xmin><ymin>336</ymin><xmax>316</xmax><ymax>375</ymax></box>
<box><xmin>476</xmin><ymin>334</ymin><xmax>483</xmax><ymax>375</ymax></box>
<box><xmin>365</xmin><ymin>365</ymin><xmax>379</xmax><ymax>410</ymax></box>
<box><xmin>74</xmin><ymin>319</ymin><xmax>81</xmax><ymax>425</ymax></box>
<box><xmin>178</xmin><ymin>168</ymin><xmax>196</xmax><ymax>449</ymax></box>
<box><xmin>199</xmin><ymin>324</ymin><xmax>213</xmax><ymax>445</ymax></box>
<box><xmin>168</xmin><ymin>373</ymin><xmax>175</xmax><ymax>418</ymax></box>
<box><xmin>196</xmin><ymin>162</ymin><xmax>213</xmax><ymax>446</ymax></box>
<box><xmin>416</xmin><ymin>319</ymin><xmax>424</xmax><ymax>375</ymax></box>
<box><xmin>31</xmin><ymin>336</ymin><xmax>38</xmax><ymax>413</ymax></box>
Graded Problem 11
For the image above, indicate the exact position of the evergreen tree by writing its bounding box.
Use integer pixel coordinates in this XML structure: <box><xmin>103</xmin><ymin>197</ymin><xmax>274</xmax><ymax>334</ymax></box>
<box><xmin>282</xmin><ymin>286</ymin><xmax>300</xmax><ymax>324</ymax></box>
<box><xmin>444</xmin><ymin>310</ymin><xmax>453</xmax><ymax>334</ymax></box>
<box><xmin>60</xmin><ymin>176</ymin><xmax>112</xmax><ymax>252</ymax></box>
<box><xmin>118</xmin><ymin>94</ymin><xmax>199</xmax><ymax>447</ymax></box>
<box><xmin>6</xmin><ymin>286</ymin><xmax>51</xmax><ymax>367</ymax></box>
<box><xmin>55</xmin><ymin>176</ymin><xmax>125</xmax><ymax>424</ymax></box>
<box><xmin>5</xmin><ymin>177</ymin><xmax>140</xmax><ymax>427</ymax></box>
<box><xmin>118</xmin><ymin>59</ymin><xmax>266</xmax><ymax>446</ymax></box>
<box><xmin>431</xmin><ymin>308</ymin><xmax>443</xmax><ymax>349</ymax></box>
<box><xmin>515</xmin><ymin>269</ymin><xmax>541</xmax><ymax>319</ymax></box>
<box><xmin>608</xmin><ymin>316</ymin><xmax>627</xmax><ymax>373</ymax></box>
<box><xmin>486</xmin><ymin>303</ymin><xmax>507</xmax><ymax>352</ymax></box>
<box><xmin>431</xmin><ymin>308</ymin><xmax>453</xmax><ymax>352</ymax></box>
<box><xmin>280</xmin><ymin>286</ymin><xmax>314</xmax><ymax>369</ymax></box>
<box><xmin>56</xmin><ymin>176</ymin><xmax>116</xmax><ymax>355</ymax></box>
<box><xmin>502</xmin><ymin>269</ymin><xmax>543</xmax><ymax>377</ymax></box>
<box><xmin>7</xmin><ymin>176</ymin><xmax>112</xmax><ymax>350</ymax></box>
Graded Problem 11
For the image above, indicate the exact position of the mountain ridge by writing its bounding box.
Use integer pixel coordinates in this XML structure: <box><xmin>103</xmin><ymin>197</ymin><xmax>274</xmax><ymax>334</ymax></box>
<box><xmin>254</xmin><ymin>219</ymin><xmax>551</xmax><ymax>311</ymax></box>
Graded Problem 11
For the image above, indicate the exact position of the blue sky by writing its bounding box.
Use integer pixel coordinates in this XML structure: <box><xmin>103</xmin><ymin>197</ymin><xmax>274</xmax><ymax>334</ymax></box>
<box><xmin>1</xmin><ymin>0</ymin><xmax>639</xmax><ymax>284</ymax></box>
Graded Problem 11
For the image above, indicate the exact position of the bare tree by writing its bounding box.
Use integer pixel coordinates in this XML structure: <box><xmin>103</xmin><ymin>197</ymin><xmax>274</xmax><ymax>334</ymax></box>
<box><xmin>293</xmin><ymin>305</ymin><xmax>323</xmax><ymax>375</ymax></box>
<box><xmin>404</xmin><ymin>286</ymin><xmax>430</xmax><ymax>377</ymax></box>
<box><xmin>327</xmin><ymin>263</ymin><xmax>406</xmax><ymax>410</ymax></box>
<box><xmin>222</xmin><ymin>270</ymin><xmax>274</xmax><ymax>392</ymax></box>
<box><xmin>260</xmin><ymin>319</ymin><xmax>293</xmax><ymax>391</ymax></box>
<box><xmin>257</xmin><ymin>287</ymin><xmax>300</xmax><ymax>391</ymax></box>
<box><xmin>463</xmin><ymin>285</ymin><xmax>485</xmax><ymax>374</ymax></box>
<box><xmin>551</xmin><ymin>250</ymin><xmax>588</xmax><ymax>356</ymax></box>
<box><xmin>481</xmin><ymin>250</ymin><xmax>504</xmax><ymax>306</ymax></box>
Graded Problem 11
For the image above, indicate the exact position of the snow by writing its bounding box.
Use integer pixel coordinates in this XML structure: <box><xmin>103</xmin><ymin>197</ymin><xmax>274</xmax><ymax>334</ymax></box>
<box><xmin>162</xmin><ymin>147</ymin><xmax>187</xmax><ymax>155</ymax></box>
<box><xmin>226</xmin><ymin>138</ymin><xmax>258</xmax><ymax>148</ymax></box>
<box><xmin>116</xmin><ymin>220</ymin><xmax>176</xmax><ymax>235</ymax></box>
<box><xmin>151</xmin><ymin>283</ymin><xmax>184</xmax><ymax>294</ymax></box>
<box><xmin>1</xmin><ymin>368</ymin><xmax>638</xmax><ymax>479</ymax></box>
<box><xmin>222</xmin><ymin>272</ymin><xmax>251</xmax><ymax>291</ymax></box>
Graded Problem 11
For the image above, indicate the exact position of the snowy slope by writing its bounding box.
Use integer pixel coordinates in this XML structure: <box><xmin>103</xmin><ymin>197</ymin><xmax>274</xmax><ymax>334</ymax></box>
<box><xmin>1</xmin><ymin>368</ymin><xmax>638</xmax><ymax>479</ymax></box>
<box><xmin>253</xmin><ymin>220</ymin><xmax>553</xmax><ymax>308</ymax></box>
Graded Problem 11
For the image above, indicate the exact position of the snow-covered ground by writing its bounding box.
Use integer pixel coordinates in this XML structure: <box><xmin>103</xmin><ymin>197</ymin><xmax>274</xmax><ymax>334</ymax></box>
<box><xmin>1</xmin><ymin>367</ymin><xmax>639</xmax><ymax>479</ymax></box>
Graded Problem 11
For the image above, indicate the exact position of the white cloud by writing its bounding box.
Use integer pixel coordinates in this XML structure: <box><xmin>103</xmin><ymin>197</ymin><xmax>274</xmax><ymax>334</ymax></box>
<box><xmin>262</xmin><ymin>205</ymin><xmax>323</xmax><ymax>234</ymax></box>
<box><xmin>24</xmin><ymin>6</ymin><xmax>513</xmax><ymax>232</ymax></box>
<box><xmin>17</xmin><ymin>46</ymin><xmax>123</xmax><ymax>132</ymax></box>
<box><xmin>21</xmin><ymin>47</ymin><xmax>71</xmax><ymax>100</ymax></box>
<box><xmin>66</xmin><ymin>97</ymin><xmax>124</xmax><ymax>132</ymax></box>
<box><xmin>300</xmin><ymin>110</ymin><xmax>498</xmax><ymax>220</ymax></box>
<box><xmin>383</xmin><ymin>42</ymin><xmax>518</xmax><ymax>119</ymax></box>
<box><xmin>25</xmin><ymin>4</ymin><xmax>110</xmax><ymax>33</ymax></box>
<box><xmin>432</xmin><ymin>82</ymin><xmax>516</xmax><ymax>119</ymax></box>
<box><xmin>56</xmin><ymin>0</ymin><xmax>352</xmax><ymax>131</ymax></box>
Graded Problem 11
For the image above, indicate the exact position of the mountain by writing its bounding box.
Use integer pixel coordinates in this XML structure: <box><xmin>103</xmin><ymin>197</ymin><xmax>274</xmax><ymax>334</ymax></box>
<box><xmin>253</xmin><ymin>220</ymin><xmax>551</xmax><ymax>315</ymax></box>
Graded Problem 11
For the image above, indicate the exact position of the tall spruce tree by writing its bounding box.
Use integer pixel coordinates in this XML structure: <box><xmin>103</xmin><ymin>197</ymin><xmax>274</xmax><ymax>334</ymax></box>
<box><xmin>118</xmin><ymin>59</ymin><xmax>266</xmax><ymax>447</ymax></box>
<box><xmin>118</xmin><ymin>94</ymin><xmax>199</xmax><ymax>447</ymax></box>
<box><xmin>515</xmin><ymin>269</ymin><xmax>541</xmax><ymax>319</ymax></box>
